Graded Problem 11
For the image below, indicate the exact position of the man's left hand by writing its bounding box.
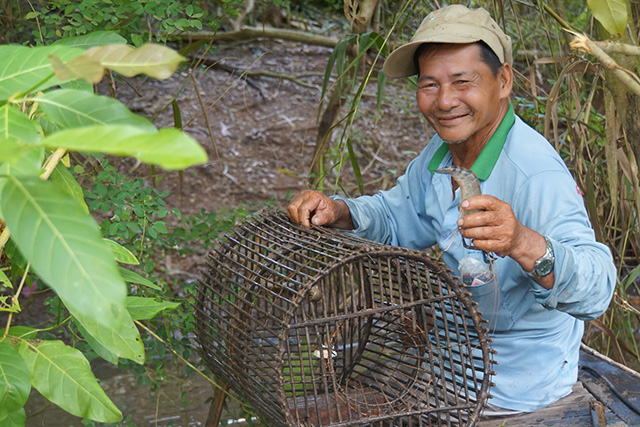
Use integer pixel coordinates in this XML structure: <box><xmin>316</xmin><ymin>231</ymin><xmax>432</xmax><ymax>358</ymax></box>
<box><xmin>456</xmin><ymin>195</ymin><xmax>554</xmax><ymax>288</ymax></box>
<box><xmin>456</xmin><ymin>195</ymin><xmax>526</xmax><ymax>258</ymax></box>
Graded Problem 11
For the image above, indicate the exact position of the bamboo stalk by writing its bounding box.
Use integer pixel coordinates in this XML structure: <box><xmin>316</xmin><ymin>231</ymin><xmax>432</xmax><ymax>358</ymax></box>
<box><xmin>594</xmin><ymin>40</ymin><xmax>640</xmax><ymax>56</ymax></box>
<box><xmin>568</xmin><ymin>31</ymin><xmax>640</xmax><ymax>96</ymax></box>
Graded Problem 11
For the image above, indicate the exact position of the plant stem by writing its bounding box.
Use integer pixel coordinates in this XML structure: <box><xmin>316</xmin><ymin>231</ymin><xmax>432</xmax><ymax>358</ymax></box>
<box><xmin>595</xmin><ymin>40</ymin><xmax>640</xmax><ymax>56</ymax></box>
<box><xmin>3</xmin><ymin>262</ymin><xmax>30</xmax><ymax>338</ymax></box>
<box><xmin>40</xmin><ymin>148</ymin><xmax>67</xmax><ymax>180</ymax></box>
<box><xmin>134</xmin><ymin>320</ymin><xmax>240</xmax><ymax>400</ymax></box>
<box><xmin>568</xmin><ymin>31</ymin><xmax>640</xmax><ymax>97</ymax></box>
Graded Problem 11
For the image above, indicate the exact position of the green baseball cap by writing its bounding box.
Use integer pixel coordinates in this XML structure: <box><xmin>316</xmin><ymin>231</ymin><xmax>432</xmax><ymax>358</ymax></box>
<box><xmin>383</xmin><ymin>5</ymin><xmax>512</xmax><ymax>78</ymax></box>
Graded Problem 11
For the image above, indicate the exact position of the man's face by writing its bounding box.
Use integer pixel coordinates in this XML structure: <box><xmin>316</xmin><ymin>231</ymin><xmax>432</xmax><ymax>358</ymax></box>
<box><xmin>416</xmin><ymin>43</ymin><xmax>512</xmax><ymax>146</ymax></box>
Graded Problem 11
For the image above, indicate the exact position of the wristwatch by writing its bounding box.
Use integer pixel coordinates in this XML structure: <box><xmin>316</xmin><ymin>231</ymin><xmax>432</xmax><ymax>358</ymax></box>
<box><xmin>529</xmin><ymin>236</ymin><xmax>554</xmax><ymax>279</ymax></box>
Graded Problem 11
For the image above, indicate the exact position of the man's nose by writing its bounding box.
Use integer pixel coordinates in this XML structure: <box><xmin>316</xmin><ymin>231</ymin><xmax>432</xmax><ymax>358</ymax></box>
<box><xmin>436</xmin><ymin>85</ymin><xmax>458</xmax><ymax>110</ymax></box>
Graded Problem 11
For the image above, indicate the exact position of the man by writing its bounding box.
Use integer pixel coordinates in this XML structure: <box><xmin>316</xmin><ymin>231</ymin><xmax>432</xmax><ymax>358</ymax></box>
<box><xmin>287</xmin><ymin>4</ymin><xmax>615</xmax><ymax>415</ymax></box>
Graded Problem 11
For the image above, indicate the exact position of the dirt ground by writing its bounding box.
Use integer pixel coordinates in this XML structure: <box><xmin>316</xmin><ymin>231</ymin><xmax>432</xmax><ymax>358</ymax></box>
<box><xmin>24</xmin><ymin>37</ymin><xmax>433</xmax><ymax>427</ymax></box>
<box><xmin>107</xmin><ymin>39</ymin><xmax>429</xmax><ymax>219</ymax></box>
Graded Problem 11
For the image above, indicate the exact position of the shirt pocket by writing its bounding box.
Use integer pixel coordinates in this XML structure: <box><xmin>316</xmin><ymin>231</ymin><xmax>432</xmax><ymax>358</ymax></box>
<box><xmin>466</xmin><ymin>278</ymin><xmax>534</xmax><ymax>332</ymax></box>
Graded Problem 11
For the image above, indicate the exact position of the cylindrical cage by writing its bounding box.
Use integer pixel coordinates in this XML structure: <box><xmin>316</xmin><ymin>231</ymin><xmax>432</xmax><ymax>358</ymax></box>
<box><xmin>195</xmin><ymin>212</ymin><xmax>494</xmax><ymax>426</ymax></box>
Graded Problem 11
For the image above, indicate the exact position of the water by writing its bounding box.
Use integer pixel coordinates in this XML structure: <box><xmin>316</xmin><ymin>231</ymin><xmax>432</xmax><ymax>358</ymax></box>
<box><xmin>25</xmin><ymin>361</ymin><xmax>249</xmax><ymax>427</ymax></box>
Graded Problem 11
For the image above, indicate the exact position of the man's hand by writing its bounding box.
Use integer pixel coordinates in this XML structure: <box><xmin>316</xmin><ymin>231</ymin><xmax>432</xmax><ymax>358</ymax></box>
<box><xmin>457</xmin><ymin>195</ymin><xmax>554</xmax><ymax>289</ymax></box>
<box><xmin>287</xmin><ymin>190</ymin><xmax>354</xmax><ymax>230</ymax></box>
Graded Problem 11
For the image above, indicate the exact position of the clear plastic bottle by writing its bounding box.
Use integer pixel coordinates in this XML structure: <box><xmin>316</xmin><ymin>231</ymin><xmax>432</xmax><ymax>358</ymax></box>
<box><xmin>458</xmin><ymin>249</ymin><xmax>493</xmax><ymax>287</ymax></box>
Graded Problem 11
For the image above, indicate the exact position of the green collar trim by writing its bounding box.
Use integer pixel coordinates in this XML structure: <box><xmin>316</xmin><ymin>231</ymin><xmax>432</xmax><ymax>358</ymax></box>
<box><xmin>428</xmin><ymin>103</ymin><xmax>515</xmax><ymax>180</ymax></box>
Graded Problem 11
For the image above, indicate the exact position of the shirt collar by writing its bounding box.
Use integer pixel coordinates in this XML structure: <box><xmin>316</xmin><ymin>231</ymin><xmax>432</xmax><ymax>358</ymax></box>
<box><xmin>427</xmin><ymin>103</ymin><xmax>515</xmax><ymax>180</ymax></box>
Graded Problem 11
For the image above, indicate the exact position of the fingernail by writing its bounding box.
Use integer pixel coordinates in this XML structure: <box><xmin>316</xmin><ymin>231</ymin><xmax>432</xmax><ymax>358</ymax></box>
<box><xmin>457</xmin><ymin>218</ymin><xmax>463</xmax><ymax>226</ymax></box>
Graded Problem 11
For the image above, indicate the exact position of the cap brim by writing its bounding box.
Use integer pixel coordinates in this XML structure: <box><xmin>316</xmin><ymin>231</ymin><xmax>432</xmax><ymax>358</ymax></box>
<box><xmin>383</xmin><ymin>34</ymin><xmax>483</xmax><ymax>78</ymax></box>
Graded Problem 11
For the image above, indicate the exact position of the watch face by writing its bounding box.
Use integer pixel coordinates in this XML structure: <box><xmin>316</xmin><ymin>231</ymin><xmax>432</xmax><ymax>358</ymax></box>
<box><xmin>536</xmin><ymin>259</ymin><xmax>554</xmax><ymax>276</ymax></box>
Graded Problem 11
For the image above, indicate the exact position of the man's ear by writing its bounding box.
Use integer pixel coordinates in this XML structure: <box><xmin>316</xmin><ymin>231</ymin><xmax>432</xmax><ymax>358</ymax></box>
<box><xmin>498</xmin><ymin>63</ymin><xmax>514</xmax><ymax>98</ymax></box>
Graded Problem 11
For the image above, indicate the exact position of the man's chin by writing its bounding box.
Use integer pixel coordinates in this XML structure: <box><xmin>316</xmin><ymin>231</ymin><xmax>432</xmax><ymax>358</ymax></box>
<box><xmin>443</xmin><ymin>137</ymin><xmax>468</xmax><ymax>145</ymax></box>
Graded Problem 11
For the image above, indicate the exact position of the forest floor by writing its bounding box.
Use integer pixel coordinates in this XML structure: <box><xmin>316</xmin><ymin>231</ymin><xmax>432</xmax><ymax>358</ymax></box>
<box><xmin>26</xmin><ymin>36</ymin><xmax>431</xmax><ymax>426</ymax></box>
<box><xmin>102</xmin><ymin>37</ymin><xmax>430</xmax><ymax>283</ymax></box>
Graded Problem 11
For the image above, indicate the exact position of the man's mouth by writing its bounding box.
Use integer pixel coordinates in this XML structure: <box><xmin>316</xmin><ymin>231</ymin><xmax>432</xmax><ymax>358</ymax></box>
<box><xmin>436</xmin><ymin>113</ymin><xmax>468</xmax><ymax>124</ymax></box>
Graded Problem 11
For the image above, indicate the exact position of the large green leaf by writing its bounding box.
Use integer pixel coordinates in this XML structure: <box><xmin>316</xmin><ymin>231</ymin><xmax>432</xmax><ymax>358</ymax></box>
<box><xmin>73</xmin><ymin>308</ymin><xmax>144</xmax><ymax>365</ymax></box>
<box><xmin>0</xmin><ymin>342</ymin><xmax>31</xmax><ymax>417</ymax></box>
<box><xmin>50</xmin><ymin>161</ymin><xmax>89</xmax><ymax>213</ymax></box>
<box><xmin>83</xmin><ymin>43</ymin><xmax>185</xmax><ymax>79</ymax></box>
<box><xmin>36</xmin><ymin>89</ymin><xmax>155</xmax><ymax>131</ymax></box>
<box><xmin>74</xmin><ymin>319</ymin><xmax>120</xmax><ymax>365</ymax></box>
<box><xmin>6</xmin><ymin>326</ymin><xmax>38</xmax><ymax>340</ymax></box>
<box><xmin>19</xmin><ymin>340</ymin><xmax>122</xmax><ymax>422</ymax></box>
<box><xmin>0</xmin><ymin>176</ymin><xmax>127</xmax><ymax>327</ymax></box>
<box><xmin>0</xmin><ymin>407</ymin><xmax>25</xmax><ymax>426</ymax></box>
<box><xmin>42</xmin><ymin>125</ymin><xmax>208</xmax><ymax>170</ymax></box>
<box><xmin>0</xmin><ymin>144</ymin><xmax>44</xmax><ymax>178</ymax></box>
<box><xmin>0</xmin><ymin>104</ymin><xmax>42</xmax><ymax>143</ymax></box>
<box><xmin>126</xmin><ymin>296</ymin><xmax>180</xmax><ymax>320</ymax></box>
<box><xmin>587</xmin><ymin>0</ymin><xmax>628</xmax><ymax>36</ymax></box>
<box><xmin>0</xmin><ymin>45</ymin><xmax>85</xmax><ymax>100</ymax></box>
<box><xmin>50</xmin><ymin>54</ymin><xmax>105</xmax><ymax>85</ymax></box>
<box><xmin>0</xmin><ymin>137</ymin><xmax>25</xmax><ymax>166</ymax></box>
<box><xmin>52</xmin><ymin>31</ymin><xmax>127</xmax><ymax>49</ymax></box>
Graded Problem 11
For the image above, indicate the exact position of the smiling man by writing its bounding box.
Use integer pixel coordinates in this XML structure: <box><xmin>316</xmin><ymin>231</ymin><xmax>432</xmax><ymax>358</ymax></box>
<box><xmin>287</xmin><ymin>5</ymin><xmax>615</xmax><ymax>416</ymax></box>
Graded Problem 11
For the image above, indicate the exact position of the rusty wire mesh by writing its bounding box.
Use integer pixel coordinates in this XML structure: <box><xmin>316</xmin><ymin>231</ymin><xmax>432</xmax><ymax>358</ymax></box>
<box><xmin>194</xmin><ymin>211</ymin><xmax>494</xmax><ymax>426</ymax></box>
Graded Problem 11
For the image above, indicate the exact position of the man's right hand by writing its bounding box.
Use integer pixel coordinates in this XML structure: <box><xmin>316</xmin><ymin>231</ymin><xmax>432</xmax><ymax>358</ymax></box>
<box><xmin>287</xmin><ymin>190</ymin><xmax>354</xmax><ymax>229</ymax></box>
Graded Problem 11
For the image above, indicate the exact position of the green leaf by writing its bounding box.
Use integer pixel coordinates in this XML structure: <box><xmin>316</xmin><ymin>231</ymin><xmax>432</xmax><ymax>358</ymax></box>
<box><xmin>52</xmin><ymin>31</ymin><xmax>127</xmax><ymax>48</ymax></box>
<box><xmin>83</xmin><ymin>43</ymin><xmax>185</xmax><ymax>79</ymax></box>
<box><xmin>0</xmin><ymin>342</ymin><xmax>31</xmax><ymax>416</ymax></box>
<box><xmin>0</xmin><ymin>145</ymin><xmax>44</xmax><ymax>177</ymax></box>
<box><xmin>36</xmin><ymin>89</ymin><xmax>155</xmax><ymax>131</ymax></box>
<box><xmin>0</xmin><ymin>176</ymin><xmax>127</xmax><ymax>327</ymax></box>
<box><xmin>0</xmin><ymin>268</ymin><xmax>11</xmax><ymax>289</ymax></box>
<box><xmin>0</xmin><ymin>137</ymin><xmax>26</xmax><ymax>166</ymax></box>
<box><xmin>119</xmin><ymin>267</ymin><xmax>160</xmax><ymax>290</ymax></box>
<box><xmin>50</xmin><ymin>161</ymin><xmax>89</xmax><ymax>213</ymax></box>
<box><xmin>42</xmin><ymin>125</ymin><xmax>208</xmax><ymax>169</ymax></box>
<box><xmin>19</xmin><ymin>340</ymin><xmax>122</xmax><ymax>422</ymax></box>
<box><xmin>346</xmin><ymin>137</ymin><xmax>364</xmax><ymax>195</ymax></box>
<box><xmin>0</xmin><ymin>45</ymin><xmax>85</xmax><ymax>100</ymax></box>
<box><xmin>6</xmin><ymin>326</ymin><xmax>38</xmax><ymax>340</ymax></box>
<box><xmin>1</xmin><ymin>407</ymin><xmax>25</xmax><ymax>426</ymax></box>
<box><xmin>73</xmin><ymin>306</ymin><xmax>145</xmax><ymax>365</ymax></box>
<box><xmin>105</xmin><ymin>239</ymin><xmax>139</xmax><ymax>265</ymax></box>
<box><xmin>376</xmin><ymin>70</ymin><xmax>386</xmax><ymax>120</ymax></box>
<box><xmin>50</xmin><ymin>54</ymin><xmax>105</xmax><ymax>84</ymax></box>
<box><xmin>125</xmin><ymin>296</ymin><xmax>180</xmax><ymax>320</ymax></box>
<box><xmin>74</xmin><ymin>319</ymin><xmax>120</xmax><ymax>365</ymax></box>
<box><xmin>587</xmin><ymin>0</ymin><xmax>628</xmax><ymax>36</ymax></box>
<box><xmin>0</xmin><ymin>105</ymin><xmax>42</xmax><ymax>143</ymax></box>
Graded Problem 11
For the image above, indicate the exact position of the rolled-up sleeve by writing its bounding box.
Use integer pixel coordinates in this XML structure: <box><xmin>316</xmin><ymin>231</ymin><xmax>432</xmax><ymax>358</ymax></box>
<box><xmin>514</xmin><ymin>170</ymin><xmax>615</xmax><ymax>320</ymax></box>
<box><xmin>331</xmin><ymin>151</ymin><xmax>438</xmax><ymax>251</ymax></box>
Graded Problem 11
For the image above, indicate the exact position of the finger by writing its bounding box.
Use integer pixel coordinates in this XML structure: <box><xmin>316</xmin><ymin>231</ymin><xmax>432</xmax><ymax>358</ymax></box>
<box><xmin>297</xmin><ymin>200</ymin><xmax>317</xmax><ymax>227</ymax></box>
<box><xmin>287</xmin><ymin>191</ymin><xmax>318</xmax><ymax>227</ymax></box>
<box><xmin>461</xmin><ymin>195</ymin><xmax>502</xmax><ymax>212</ymax></box>
<box><xmin>458</xmin><ymin>210</ymin><xmax>503</xmax><ymax>229</ymax></box>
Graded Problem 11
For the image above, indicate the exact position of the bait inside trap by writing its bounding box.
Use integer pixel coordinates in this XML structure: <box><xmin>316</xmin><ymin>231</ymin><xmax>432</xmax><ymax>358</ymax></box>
<box><xmin>194</xmin><ymin>212</ymin><xmax>494</xmax><ymax>426</ymax></box>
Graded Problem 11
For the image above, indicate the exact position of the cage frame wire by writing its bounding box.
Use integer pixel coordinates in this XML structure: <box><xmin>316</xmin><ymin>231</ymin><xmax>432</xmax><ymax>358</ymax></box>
<box><xmin>194</xmin><ymin>211</ymin><xmax>495</xmax><ymax>426</ymax></box>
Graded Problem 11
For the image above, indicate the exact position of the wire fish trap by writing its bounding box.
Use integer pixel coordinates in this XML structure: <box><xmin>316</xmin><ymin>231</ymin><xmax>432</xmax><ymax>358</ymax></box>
<box><xmin>194</xmin><ymin>211</ymin><xmax>495</xmax><ymax>426</ymax></box>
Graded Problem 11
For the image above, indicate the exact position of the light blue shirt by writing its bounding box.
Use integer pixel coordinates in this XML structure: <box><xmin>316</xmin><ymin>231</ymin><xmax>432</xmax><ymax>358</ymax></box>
<box><xmin>333</xmin><ymin>108</ymin><xmax>616</xmax><ymax>411</ymax></box>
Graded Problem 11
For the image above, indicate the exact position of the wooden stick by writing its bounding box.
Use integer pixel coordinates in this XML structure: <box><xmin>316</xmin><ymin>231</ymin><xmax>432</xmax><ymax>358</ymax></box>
<box><xmin>179</xmin><ymin>27</ymin><xmax>341</xmax><ymax>48</ymax></box>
